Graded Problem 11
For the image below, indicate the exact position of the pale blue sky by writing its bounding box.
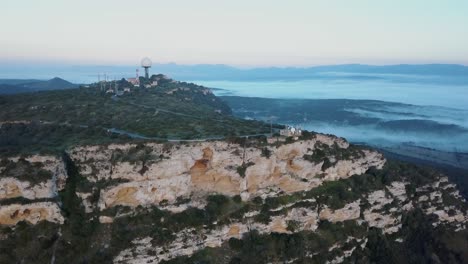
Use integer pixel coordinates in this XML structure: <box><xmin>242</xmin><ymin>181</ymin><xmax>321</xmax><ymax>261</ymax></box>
<box><xmin>1</xmin><ymin>0</ymin><xmax>468</xmax><ymax>66</ymax></box>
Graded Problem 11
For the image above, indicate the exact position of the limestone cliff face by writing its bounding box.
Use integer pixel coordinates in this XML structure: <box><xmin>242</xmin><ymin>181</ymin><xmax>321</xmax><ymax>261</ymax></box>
<box><xmin>0</xmin><ymin>177</ymin><xmax>59</xmax><ymax>201</ymax></box>
<box><xmin>114</xmin><ymin>177</ymin><xmax>468</xmax><ymax>264</ymax></box>
<box><xmin>69</xmin><ymin>136</ymin><xmax>385</xmax><ymax>211</ymax></box>
<box><xmin>0</xmin><ymin>155</ymin><xmax>67</xmax><ymax>225</ymax></box>
<box><xmin>1</xmin><ymin>134</ymin><xmax>467</xmax><ymax>263</ymax></box>
<box><xmin>319</xmin><ymin>200</ymin><xmax>361</xmax><ymax>223</ymax></box>
<box><xmin>0</xmin><ymin>202</ymin><xmax>64</xmax><ymax>225</ymax></box>
<box><xmin>0</xmin><ymin>155</ymin><xmax>67</xmax><ymax>200</ymax></box>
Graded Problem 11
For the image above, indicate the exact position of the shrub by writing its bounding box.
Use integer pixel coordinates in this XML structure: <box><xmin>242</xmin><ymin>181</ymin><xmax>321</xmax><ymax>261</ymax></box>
<box><xmin>228</xmin><ymin>237</ymin><xmax>244</xmax><ymax>250</ymax></box>
<box><xmin>236</xmin><ymin>162</ymin><xmax>254</xmax><ymax>178</ymax></box>
<box><xmin>233</xmin><ymin>195</ymin><xmax>242</xmax><ymax>203</ymax></box>
<box><xmin>286</xmin><ymin>220</ymin><xmax>300</xmax><ymax>232</ymax></box>
<box><xmin>252</xmin><ymin>196</ymin><xmax>263</xmax><ymax>204</ymax></box>
<box><xmin>321</xmin><ymin>158</ymin><xmax>333</xmax><ymax>171</ymax></box>
<box><xmin>299</xmin><ymin>130</ymin><xmax>317</xmax><ymax>140</ymax></box>
<box><xmin>261</xmin><ymin>147</ymin><xmax>271</xmax><ymax>158</ymax></box>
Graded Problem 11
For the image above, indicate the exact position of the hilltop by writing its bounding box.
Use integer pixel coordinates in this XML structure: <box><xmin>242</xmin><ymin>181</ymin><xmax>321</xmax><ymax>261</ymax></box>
<box><xmin>0</xmin><ymin>75</ymin><xmax>272</xmax><ymax>155</ymax></box>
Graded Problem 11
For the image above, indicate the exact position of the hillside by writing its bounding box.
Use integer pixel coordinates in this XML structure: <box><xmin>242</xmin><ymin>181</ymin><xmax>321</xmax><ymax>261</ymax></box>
<box><xmin>0</xmin><ymin>133</ymin><xmax>467</xmax><ymax>263</ymax></box>
<box><xmin>0</xmin><ymin>77</ymin><xmax>77</xmax><ymax>94</ymax></box>
<box><xmin>0</xmin><ymin>84</ymin><xmax>32</xmax><ymax>94</ymax></box>
<box><xmin>0</xmin><ymin>77</ymin><xmax>272</xmax><ymax>155</ymax></box>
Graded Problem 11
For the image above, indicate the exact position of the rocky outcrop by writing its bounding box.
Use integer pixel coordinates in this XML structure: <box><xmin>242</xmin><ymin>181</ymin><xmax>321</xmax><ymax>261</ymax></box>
<box><xmin>0</xmin><ymin>134</ymin><xmax>466</xmax><ymax>263</ymax></box>
<box><xmin>97</xmin><ymin>175</ymin><xmax>191</xmax><ymax>210</ymax></box>
<box><xmin>2</xmin><ymin>133</ymin><xmax>465</xmax><ymax>264</ymax></box>
<box><xmin>0</xmin><ymin>155</ymin><xmax>67</xmax><ymax>200</ymax></box>
<box><xmin>76</xmin><ymin>192</ymin><xmax>94</xmax><ymax>213</ymax></box>
<box><xmin>319</xmin><ymin>200</ymin><xmax>361</xmax><ymax>223</ymax></box>
<box><xmin>415</xmin><ymin>177</ymin><xmax>467</xmax><ymax>230</ymax></box>
<box><xmin>70</xmin><ymin>137</ymin><xmax>385</xmax><ymax>211</ymax></box>
<box><xmin>99</xmin><ymin>215</ymin><xmax>114</xmax><ymax>224</ymax></box>
<box><xmin>114</xmin><ymin>175</ymin><xmax>468</xmax><ymax>263</ymax></box>
<box><xmin>0</xmin><ymin>202</ymin><xmax>64</xmax><ymax>225</ymax></box>
<box><xmin>0</xmin><ymin>177</ymin><xmax>57</xmax><ymax>200</ymax></box>
<box><xmin>0</xmin><ymin>155</ymin><xmax>67</xmax><ymax>226</ymax></box>
<box><xmin>363</xmin><ymin>187</ymin><xmax>409</xmax><ymax>234</ymax></box>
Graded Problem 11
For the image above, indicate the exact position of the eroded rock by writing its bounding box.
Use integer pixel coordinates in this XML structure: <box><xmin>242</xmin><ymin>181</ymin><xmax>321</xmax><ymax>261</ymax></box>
<box><xmin>70</xmin><ymin>137</ymin><xmax>385</xmax><ymax>211</ymax></box>
<box><xmin>0</xmin><ymin>202</ymin><xmax>64</xmax><ymax>225</ymax></box>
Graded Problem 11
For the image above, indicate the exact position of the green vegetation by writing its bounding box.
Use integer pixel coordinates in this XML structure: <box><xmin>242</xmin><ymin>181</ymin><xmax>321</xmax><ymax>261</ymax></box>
<box><xmin>168</xmin><ymin>220</ymin><xmax>367</xmax><ymax>264</ymax></box>
<box><xmin>303</xmin><ymin>142</ymin><xmax>366</xmax><ymax>171</ymax></box>
<box><xmin>260</xmin><ymin>147</ymin><xmax>271</xmax><ymax>158</ymax></box>
<box><xmin>0</xmin><ymin>157</ymin><xmax>52</xmax><ymax>184</ymax></box>
<box><xmin>111</xmin><ymin>144</ymin><xmax>156</xmax><ymax>164</ymax></box>
<box><xmin>298</xmin><ymin>130</ymin><xmax>318</xmax><ymax>140</ymax></box>
<box><xmin>236</xmin><ymin>162</ymin><xmax>255</xmax><ymax>178</ymax></box>
<box><xmin>0</xmin><ymin>122</ymin><xmax>132</xmax><ymax>155</ymax></box>
<box><xmin>0</xmin><ymin>221</ymin><xmax>61</xmax><ymax>263</ymax></box>
<box><xmin>0</xmin><ymin>79</ymin><xmax>271</xmax><ymax>155</ymax></box>
<box><xmin>167</xmin><ymin>176</ymin><xmax>468</xmax><ymax>264</ymax></box>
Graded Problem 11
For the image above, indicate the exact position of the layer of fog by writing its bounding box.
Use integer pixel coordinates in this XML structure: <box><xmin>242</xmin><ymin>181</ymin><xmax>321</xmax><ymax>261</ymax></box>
<box><xmin>226</xmin><ymin>96</ymin><xmax>468</xmax><ymax>153</ymax></box>
<box><xmin>345</xmin><ymin>105</ymin><xmax>468</xmax><ymax>129</ymax></box>
<box><xmin>306</xmin><ymin>103</ymin><xmax>468</xmax><ymax>152</ymax></box>
<box><xmin>302</xmin><ymin>122</ymin><xmax>468</xmax><ymax>153</ymax></box>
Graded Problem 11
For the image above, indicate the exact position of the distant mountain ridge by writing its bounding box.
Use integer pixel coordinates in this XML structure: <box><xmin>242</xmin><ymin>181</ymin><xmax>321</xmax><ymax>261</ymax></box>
<box><xmin>1</xmin><ymin>63</ymin><xmax>468</xmax><ymax>83</ymax></box>
<box><xmin>152</xmin><ymin>63</ymin><xmax>468</xmax><ymax>81</ymax></box>
<box><xmin>0</xmin><ymin>77</ymin><xmax>77</xmax><ymax>94</ymax></box>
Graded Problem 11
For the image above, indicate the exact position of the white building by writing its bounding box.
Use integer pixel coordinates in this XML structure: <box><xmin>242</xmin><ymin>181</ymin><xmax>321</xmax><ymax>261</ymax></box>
<box><xmin>279</xmin><ymin>126</ymin><xmax>302</xmax><ymax>137</ymax></box>
<box><xmin>127</xmin><ymin>78</ymin><xmax>140</xmax><ymax>87</ymax></box>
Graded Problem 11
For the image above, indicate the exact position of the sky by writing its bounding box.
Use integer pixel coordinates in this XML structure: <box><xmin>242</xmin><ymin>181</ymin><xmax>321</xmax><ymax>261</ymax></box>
<box><xmin>1</xmin><ymin>0</ymin><xmax>468</xmax><ymax>67</ymax></box>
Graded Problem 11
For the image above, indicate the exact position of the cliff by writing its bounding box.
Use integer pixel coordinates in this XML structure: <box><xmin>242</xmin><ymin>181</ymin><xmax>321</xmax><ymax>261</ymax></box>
<box><xmin>0</xmin><ymin>155</ymin><xmax>67</xmax><ymax>225</ymax></box>
<box><xmin>113</xmin><ymin>175</ymin><xmax>467</xmax><ymax>264</ymax></box>
<box><xmin>0</xmin><ymin>155</ymin><xmax>67</xmax><ymax>199</ymax></box>
<box><xmin>68</xmin><ymin>134</ymin><xmax>384</xmax><ymax>213</ymax></box>
<box><xmin>0</xmin><ymin>134</ymin><xmax>467</xmax><ymax>263</ymax></box>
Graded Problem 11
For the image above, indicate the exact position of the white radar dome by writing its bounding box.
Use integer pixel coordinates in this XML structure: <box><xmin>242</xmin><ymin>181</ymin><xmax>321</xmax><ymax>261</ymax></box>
<box><xmin>141</xmin><ymin>57</ymin><xmax>152</xmax><ymax>67</ymax></box>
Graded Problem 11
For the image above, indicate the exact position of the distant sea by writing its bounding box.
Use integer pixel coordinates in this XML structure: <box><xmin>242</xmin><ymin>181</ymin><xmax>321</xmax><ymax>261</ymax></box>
<box><xmin>192</xmin><ymin>73</ymin><xmax>468</xmax><ymax>154</ymax></box>
<box><xmin>193</xmin><ymin>73</ymin><xmax>468</xmax><ymax>110</ymax></box>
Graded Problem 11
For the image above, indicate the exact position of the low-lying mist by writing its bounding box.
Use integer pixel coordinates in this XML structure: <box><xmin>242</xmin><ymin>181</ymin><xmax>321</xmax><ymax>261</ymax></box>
<box><xmin>303</xmin><ymin>122</ymin><xmax>468</xmax><ymax>153</ymax></box>
<box><xmin>221</xmin><ymin>96</ymin><xmax>468</xmax><ymax>153</ymax></box>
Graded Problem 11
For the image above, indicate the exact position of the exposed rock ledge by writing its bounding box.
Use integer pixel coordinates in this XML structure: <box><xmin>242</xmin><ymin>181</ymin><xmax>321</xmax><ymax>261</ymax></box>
<box><xmin>0</xmin><ymin>155</ymin><xmax>67</xmax><ymax>200</ymax></box>
<box><xmin>0</xmin><ymin>202</ymin><xmax>64</xmax><ymax>225</ymax></box>
<box><xmin>69</xmin><ymin>137</ymin><xmax>385</xmax><ymax>211</ymax></box>
<box><xmin>114</xmin><ymin>179</ymin><xmax>468</xmax><ymax>263</ymax></box>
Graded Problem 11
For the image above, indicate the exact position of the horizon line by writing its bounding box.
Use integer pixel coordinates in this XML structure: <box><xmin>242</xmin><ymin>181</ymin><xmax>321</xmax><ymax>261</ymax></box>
<box><xmin>1</xmin><ymin>61</ymin><xmax>468</xmax><ymax>69</ymax></box>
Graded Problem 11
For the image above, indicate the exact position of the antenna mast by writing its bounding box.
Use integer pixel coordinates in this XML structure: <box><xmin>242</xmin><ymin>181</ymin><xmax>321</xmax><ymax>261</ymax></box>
<box><xmin>98</xmin><ymin>74</ymin><xmax>102</xmax><ymax>91</ymax></box>
<box><xmin>136</xmin><ymin>69</ymin><xmax>140</xmax><ymax>85</ymax></box>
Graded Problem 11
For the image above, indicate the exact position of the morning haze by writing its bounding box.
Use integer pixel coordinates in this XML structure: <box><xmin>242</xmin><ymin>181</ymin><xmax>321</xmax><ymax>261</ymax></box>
<box><xmin>1</xmin><ymin>0</ymin><xmax>468</xmax><ymax>66</ymax></box>
<box><xmin>1</xmin><ymin>1</ymin><xmax>468</xmax><ymax>263</ymax></box>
